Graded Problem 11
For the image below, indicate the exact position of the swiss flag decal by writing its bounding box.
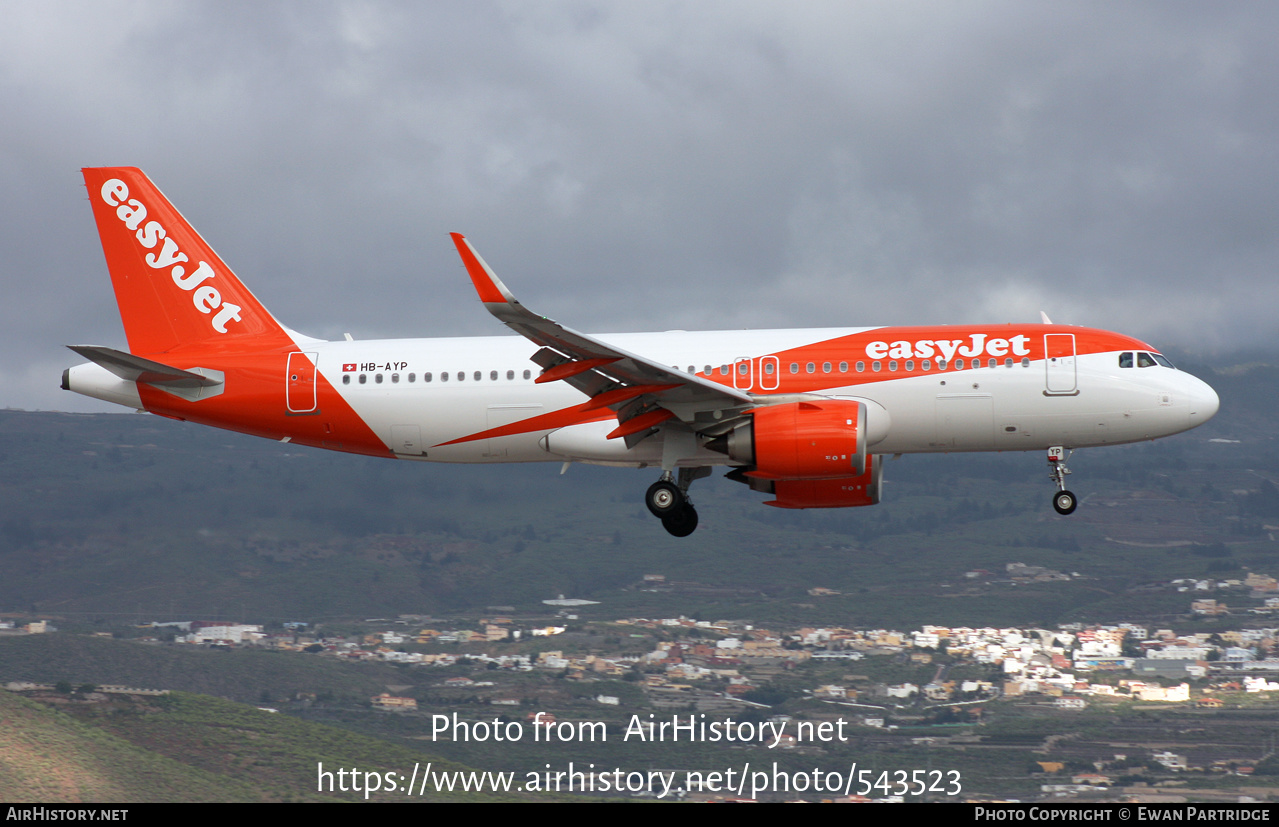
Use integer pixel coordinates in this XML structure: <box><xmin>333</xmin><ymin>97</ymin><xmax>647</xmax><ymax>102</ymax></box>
<box><xmin>343</xmin><ymin>363</ymin><xmax>357</xmax><ymax>372</ymax></box>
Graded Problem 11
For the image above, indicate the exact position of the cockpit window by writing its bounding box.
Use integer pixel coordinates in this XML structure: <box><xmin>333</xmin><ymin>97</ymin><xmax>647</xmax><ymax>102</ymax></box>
<box><xmin>1119</xmin><ymin>352</ymin><xmax>1133</xmax><ymax>368</ymax></box>
<box><xmin>1152</xmin><ymin>353</ymin><xmax>1175</xmax><ymax>369</ymax></box>
<box><xmin>1137</xmin><ymin>352</ymin><xmax>1158</xmax><ymax>368</ymax></box>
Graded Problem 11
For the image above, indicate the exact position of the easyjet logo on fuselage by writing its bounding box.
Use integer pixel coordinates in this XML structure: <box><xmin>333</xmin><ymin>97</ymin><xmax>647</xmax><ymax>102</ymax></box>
<box><xmin>100</xmin><ymin>179</ymin><xmax>243</xmax><ymax>334</ymax></box>
<box><xmin>864</xmin><ymin>333</ymin><xmax>1032</xmax><ymax>362</ymax></box>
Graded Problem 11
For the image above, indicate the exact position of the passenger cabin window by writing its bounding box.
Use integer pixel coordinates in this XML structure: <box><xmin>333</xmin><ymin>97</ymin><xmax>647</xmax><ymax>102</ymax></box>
<box><xmin>375</xmin><ymin>374</ymin><xmax>383</xmax><ymax>384</ymax></box>
<box><xmin>937</xmin><ymin>359</ymin><xmax>947</xmax><ymax>370</ymax></box>
<box><xmin>507</xmin><ymin>370</ymin><xmax>514</xmax><ymax>380</ymax></box>
<box><xmin>523</xmin><ymin>369</ymin><xmax>532</xmax><ymax>380</ymax></box>
<box><xmin>839</xmin><ymin>361</ymin><xmax>848</xmax><ymax>373</ymax></box>
<box><xmin>789</xmin><ymin>363</ymin><xmax>799</xmax><ymax>374</ymax></box>
<box><xmin>764</xmin><ymin>362</ymin><xmax>775</xmax><ymax>375</ymax></box>
<box><xmin>855</xmin><ymin>361</ymin><xmax>865</xmax><ymax>372</ymax></box>
<box><xmin>359</xmin><ymin>374</ymin><xmax>367</xmax><ymax>384</ymax></box>
<box><xmin>904</xmin><ymin>360</ymin><xmax>914</xmax><ymax>371</ymax></box>
<box><xmin>872</xmin><ymin>361</ymin><xmax>881</xmax><ymax>372</ymax></box>
<box><xmin>409</xmin><ymin>373</ymin><xmax>416</xmax><ymax>382</ymax></box>
<box><xmin>391</xmin><ymin>373</ymin><xmax>399</xmax><ymax>383</ymax></box>
<box><xmin>342</xmin><ymin>375</ymin><xmax>350</xmax><ymax>385</ymax></box>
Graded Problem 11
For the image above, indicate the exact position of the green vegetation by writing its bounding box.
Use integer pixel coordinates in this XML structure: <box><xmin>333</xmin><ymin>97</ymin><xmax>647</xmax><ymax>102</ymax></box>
<box><xmin>0</xmin><ymin>688</ymin><xmax>526</xmax><ymax>802</ymax></box>
<box><xmin>0</xmin><ymin>634</ymin><xmax>408</xmax><ymax>706</ymax></box>
<box><xmin>0</xmin><ymin>688</ymin><xmax>257</xmax><ymax>801</ymax></box>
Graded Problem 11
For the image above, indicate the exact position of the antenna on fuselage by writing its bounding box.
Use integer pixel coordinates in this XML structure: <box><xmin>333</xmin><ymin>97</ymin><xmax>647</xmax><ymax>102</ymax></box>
<box><xmin>1039</xmin><ymin>311</ymin><xmax>1053</xmax><ymax>325</ymax></box>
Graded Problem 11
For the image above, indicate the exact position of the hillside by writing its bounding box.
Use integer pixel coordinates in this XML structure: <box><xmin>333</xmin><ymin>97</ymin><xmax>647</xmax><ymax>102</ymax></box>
<box><xmin>0</xmin><ymin>687</ymin><xmax>518</xmax><ymax>802</ymax></box>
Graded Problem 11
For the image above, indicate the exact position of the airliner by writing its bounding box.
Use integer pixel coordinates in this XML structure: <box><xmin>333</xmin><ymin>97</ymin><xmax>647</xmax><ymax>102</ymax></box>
<box><xmin>64</xmin><ymin>167</ymin><xmax>1220</xmax><ymax>536</ymax></box>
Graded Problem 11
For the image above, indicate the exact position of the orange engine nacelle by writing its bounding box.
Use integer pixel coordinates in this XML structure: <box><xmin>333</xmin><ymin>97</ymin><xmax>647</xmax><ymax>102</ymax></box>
<box><xmin>765</xmin><ymin>453</ymin><xmax>885</xmax><ymax>509</ymax></box>
<box><xmin>711</xmin><ymin>399</ymin><xmax>867</xmax><ymax>480</ymax></box>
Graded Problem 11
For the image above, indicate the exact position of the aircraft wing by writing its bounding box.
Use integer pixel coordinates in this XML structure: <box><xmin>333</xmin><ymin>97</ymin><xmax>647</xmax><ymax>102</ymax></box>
<box><xmin>450</xmin><ymin>234</ymin><xmax>753</xmax><ymax>437</ymax></box>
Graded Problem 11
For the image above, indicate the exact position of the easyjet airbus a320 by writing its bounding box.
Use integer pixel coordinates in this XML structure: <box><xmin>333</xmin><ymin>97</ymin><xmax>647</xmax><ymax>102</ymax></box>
<box><xmin>64</xmin><ymin>168</ymin><xmax>1219</xmax><ymax>536</ymax></box>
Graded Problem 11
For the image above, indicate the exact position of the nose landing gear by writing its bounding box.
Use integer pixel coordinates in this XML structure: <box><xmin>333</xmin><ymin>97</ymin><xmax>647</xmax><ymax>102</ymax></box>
<box><xmin>1048</xmin><ymin>446</ymin><xmax>1077</xmax><ymax>515</ymax></box>
<box><xmin>646</xmin><ymin>468</ymin><xmax>709</xmax><ymax>537</ymax></box>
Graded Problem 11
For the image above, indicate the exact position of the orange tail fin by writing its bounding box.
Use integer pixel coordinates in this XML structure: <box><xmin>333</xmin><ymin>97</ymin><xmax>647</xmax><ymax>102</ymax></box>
<box><xmin>82</xmin><ymin>167</ymin><xmax>292</xmax><ymax>355</ymax></box>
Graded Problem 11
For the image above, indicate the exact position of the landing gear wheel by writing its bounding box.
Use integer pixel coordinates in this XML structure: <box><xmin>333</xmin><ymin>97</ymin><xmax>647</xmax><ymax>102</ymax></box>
<box><xmin>646</xmin><ymin>480</ymin><xmax>684</xmax><ymax>517</ymax></box>
<box><xmin>661</xmin><ymin>505</ymin><xmax>699</xmax><ymax>537</ymax></box>
<box><xmin>1053</xmin><ymin>490</ymin><xmax>1077</xmax><ymax>515</ymax></box>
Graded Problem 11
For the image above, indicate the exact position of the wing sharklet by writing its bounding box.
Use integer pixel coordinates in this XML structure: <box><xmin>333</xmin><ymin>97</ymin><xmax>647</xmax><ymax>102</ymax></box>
<box><xmin>452</xmin><ymin>232</ymin><xmax>517</xmax><ymax>305</ymax></box>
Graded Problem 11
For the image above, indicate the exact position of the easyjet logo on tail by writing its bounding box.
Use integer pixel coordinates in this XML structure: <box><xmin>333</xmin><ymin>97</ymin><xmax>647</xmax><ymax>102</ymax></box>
<box><xmin>100</xmin><ymin>179</ymin><xmax>243</xmax><ymax>334</ymax></box>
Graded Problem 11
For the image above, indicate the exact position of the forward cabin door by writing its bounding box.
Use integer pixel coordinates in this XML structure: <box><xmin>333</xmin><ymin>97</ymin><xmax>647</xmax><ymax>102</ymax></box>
<box><xmin>1044</xmin><ymin>334</ymin><xmax>1077</xmax><ymax>395</ymax></box>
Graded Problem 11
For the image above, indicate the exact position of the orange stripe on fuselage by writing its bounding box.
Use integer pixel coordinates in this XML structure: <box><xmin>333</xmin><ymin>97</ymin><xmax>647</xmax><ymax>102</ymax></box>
<box><xmin>688</xmin><ymin>325</ymin><xmax>1152</xmax><ymax>394</ymax></box>
<box><xmin>136</xmin><ymin>348</ymin><xmax>392</xmax><ymax>457</ymax></box>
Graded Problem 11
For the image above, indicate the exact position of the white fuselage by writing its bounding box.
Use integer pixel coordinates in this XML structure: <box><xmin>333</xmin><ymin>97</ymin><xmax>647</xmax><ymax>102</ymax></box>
<box><xmin>293</xmin><ymin>327</ymin><xmax>1217</xmax><ymax>466</ymax></box>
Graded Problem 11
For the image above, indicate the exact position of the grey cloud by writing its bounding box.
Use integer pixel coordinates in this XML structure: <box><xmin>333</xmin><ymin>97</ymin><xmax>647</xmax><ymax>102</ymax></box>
<box><xmin>1</xmin><ymin>1</ymin><xmax>1275</xmax><ymax>411</ymax></box>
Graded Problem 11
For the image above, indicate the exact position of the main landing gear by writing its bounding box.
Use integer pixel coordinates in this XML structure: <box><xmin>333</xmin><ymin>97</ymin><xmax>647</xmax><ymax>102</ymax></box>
<box><xmin>646</xmin><ymin>468</ymin><xmax>709</xmax><ymax>537</ymax></box>
<box><xmin>1047</xmin><ymin>446</ymin><xmax>1077</xmax><ymax>515</ymax></box>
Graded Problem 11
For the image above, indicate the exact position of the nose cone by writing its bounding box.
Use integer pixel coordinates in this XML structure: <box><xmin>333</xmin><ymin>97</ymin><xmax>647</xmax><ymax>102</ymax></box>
<box><xmin>1186</xmin><ymin>373</ymin><xmax>1219</xmax><ymax>426</ymax></box>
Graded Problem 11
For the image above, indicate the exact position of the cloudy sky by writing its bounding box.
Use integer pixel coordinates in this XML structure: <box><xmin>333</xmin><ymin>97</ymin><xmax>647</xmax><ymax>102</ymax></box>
<box><xmin>4</xmin><ymin>1</ymin><xmax>1276</xmax><ymax>411</ymax></box>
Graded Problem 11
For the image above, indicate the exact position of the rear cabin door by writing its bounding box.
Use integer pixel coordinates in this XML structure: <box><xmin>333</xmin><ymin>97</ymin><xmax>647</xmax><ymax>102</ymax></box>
<box><xmin>286</xmin><ymin>352</ymin><xmax>319</xmax><ymax>414</ymax></box>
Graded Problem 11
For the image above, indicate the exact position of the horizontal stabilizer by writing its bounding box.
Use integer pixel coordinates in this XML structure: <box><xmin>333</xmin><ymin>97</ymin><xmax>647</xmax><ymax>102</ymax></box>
<box><xmin>66</xmin><ymin>345</ymin><xmax>223</xmax><ymax>388</ymax></box>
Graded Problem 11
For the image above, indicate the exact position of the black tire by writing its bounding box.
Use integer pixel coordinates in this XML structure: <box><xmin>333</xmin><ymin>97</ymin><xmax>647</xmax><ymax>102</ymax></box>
<box><xmin>646</xmin><ymin>480</ymin><xmax>684</xmax><ymax>517</ymax></box>
<box><xmin>1053</xmin><ymin>490</ymin><xmax>1077</xmax><ymax>515</ymax></box>
<box><xmin>661</xmin><ymin>505</ymin><xmax>699</xmax><ymax>537</ymax></box>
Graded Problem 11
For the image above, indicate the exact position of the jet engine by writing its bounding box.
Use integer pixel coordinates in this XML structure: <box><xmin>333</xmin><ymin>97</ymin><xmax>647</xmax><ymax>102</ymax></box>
<box><xmin>706</xmin><ymin>399</ymin><xmax>869</xmax><ymax>480</ymax></box>
<box><xmin>765</xmin><ymin>453</ymin><xmax>885</xmax><ymax>508</ymax></box>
